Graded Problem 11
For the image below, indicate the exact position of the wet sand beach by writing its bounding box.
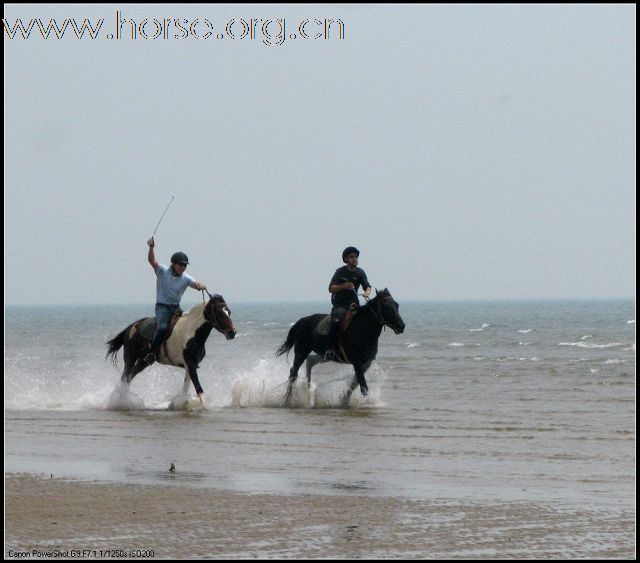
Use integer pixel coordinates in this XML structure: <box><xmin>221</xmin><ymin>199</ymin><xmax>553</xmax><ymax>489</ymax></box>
<box><xmin>5</xmin><ymin>474</ymin><xmax>634</xmax><ymax>559</ymax></box>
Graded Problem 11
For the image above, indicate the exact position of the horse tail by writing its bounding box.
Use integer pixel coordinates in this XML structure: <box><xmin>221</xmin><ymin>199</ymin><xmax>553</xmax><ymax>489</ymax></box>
<box><xmin>106</xmin><ymin>327</ymin><xmax>127</xmax><ymax>366</ymax></box>
<box><xmin>275</xmin><ymin>318</ymin><xmax>303</xmax><ymax>358</ymax></box>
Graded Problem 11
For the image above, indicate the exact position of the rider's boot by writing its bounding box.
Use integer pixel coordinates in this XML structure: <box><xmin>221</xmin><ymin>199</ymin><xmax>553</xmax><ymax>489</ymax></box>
<box><xmin>143</xmin><ymin>343</ymin><xmax>157</xmax><ymax>365</ymax></box>
<box><xmin>145</xmin><ymin>326</ymin><xmax>167</xmax><ymax>365</ymax></box>
<box><xmin>324</xmin><ymin>321</ymin><xmax>341</xmax><ymax>361</ymax></box>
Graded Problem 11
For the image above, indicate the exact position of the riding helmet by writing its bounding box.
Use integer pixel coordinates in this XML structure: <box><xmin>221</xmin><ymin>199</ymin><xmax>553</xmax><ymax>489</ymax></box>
<box><xmin>342</xmin><ymin>246</ymin><xmax>360</xmax><ymax>263</ymax></box>
<box><xmin>170</xmin><ymin>251</ymin><xmax>189</xmax><ymax>265</ymax></box>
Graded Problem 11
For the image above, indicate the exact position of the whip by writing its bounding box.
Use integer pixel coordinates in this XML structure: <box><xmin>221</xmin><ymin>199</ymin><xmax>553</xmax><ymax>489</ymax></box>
<box><xmin>151</xmin><ymin>195</ymin><xmax>175</xmax><ymax>237</ymax></box>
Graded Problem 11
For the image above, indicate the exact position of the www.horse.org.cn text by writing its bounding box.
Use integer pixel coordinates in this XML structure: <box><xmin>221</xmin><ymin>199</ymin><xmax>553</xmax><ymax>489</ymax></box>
<box><xmin>3</xmin><ymin>12</ymin><xmax>346</xmax><ymax>46</ymax></box>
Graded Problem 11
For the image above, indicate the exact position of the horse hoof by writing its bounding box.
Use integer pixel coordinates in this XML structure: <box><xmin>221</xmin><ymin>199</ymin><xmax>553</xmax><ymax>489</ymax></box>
<box><xmin>187</xmin><ymin>396</ymin><xmax>205</xmax><ymax>410</ymax></box>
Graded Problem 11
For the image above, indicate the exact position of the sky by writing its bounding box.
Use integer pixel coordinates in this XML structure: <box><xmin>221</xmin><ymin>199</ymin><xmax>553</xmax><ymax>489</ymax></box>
<box><xmin>4</xmin><ymin>4</ymin><xmax>636</xmax><ymax>305</ymax></box>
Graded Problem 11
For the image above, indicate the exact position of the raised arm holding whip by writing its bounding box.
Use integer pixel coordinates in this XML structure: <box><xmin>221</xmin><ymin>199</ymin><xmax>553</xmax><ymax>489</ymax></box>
<box><xmin>143</xmin><ymin>197</ymin><xmax>208</xmax><ymax>365</ymax></box>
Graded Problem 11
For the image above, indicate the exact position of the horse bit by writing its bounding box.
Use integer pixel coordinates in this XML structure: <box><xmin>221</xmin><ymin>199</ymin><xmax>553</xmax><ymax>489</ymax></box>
<box><xmin>201</xmin><ymin>289</ymin><xmax>226</xmax><ymax>331</ymax></box>
<box><xmin>366</xmin><ymin>296</ymin><xmax>395</xmax><ymax>329</ymax></box>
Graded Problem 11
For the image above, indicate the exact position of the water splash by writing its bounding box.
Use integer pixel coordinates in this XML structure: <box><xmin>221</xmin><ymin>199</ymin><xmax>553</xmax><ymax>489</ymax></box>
<box><xmin>230</xmin><ymin>359</ymin><xmax>385</xmax><ymax>409</ymax></box>
<box><xmin>106</xmin><ymin>383</ymin><xmax>145</xmax><ymax>411</ymax></box>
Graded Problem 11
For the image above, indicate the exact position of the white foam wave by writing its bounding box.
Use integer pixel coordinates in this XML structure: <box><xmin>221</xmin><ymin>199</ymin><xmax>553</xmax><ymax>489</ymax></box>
<box><xmin>470</xmin><ymin>323</ymin><xmax>490</xmax><ymax>332</ymax></box>
<box><xmin>558</xmin><ymin>341</ymin><xmax>625</xmax><ymax>349</ymax></box>
<box><xmin>517</xmin><ymin>329</ymin><xmax>532</xmax><ymax>334</ymax></box>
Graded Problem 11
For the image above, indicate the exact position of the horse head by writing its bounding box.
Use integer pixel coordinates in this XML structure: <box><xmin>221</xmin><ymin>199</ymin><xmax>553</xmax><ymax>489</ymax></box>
<box><xmin>204</xmin><ymin>293</ymin><xmax>236</xmax><ymax>340</ymax></box>
<box><xmin>367</xmin><ymin>288</ymin><xmax>405</xmax><ymax>334</ymax></box>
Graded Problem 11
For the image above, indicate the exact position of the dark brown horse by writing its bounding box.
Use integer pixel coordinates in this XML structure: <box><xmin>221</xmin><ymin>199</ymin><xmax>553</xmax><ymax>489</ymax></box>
<box><xmin>106</xmin><ymin>293</ymin><xmax>236</xmax><ymax>406</ymax></box>
<box><xmin>276</xmin><ymin>289</ymin><xmax>405</xmax><ymax>406</ymax></box>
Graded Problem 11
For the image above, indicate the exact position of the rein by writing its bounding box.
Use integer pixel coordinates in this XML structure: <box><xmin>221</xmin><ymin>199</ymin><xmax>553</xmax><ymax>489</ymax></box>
<box><xmin>202</xmin><ymin>289</ymin><xmax>214</xmax><ymax>302</ymax></box>
<box><xmin>364</xmin><ymin>295</ymin><xmax>394</xmax><ymax>329</ymax></box>
<box><xmin>201</xmin><ymin>290</ymin><xmax>224</xmax><ymax>331</ymax></box>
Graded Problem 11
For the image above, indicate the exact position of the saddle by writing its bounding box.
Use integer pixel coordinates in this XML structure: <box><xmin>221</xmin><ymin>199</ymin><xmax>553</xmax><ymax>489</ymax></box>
<box><xmin>315</xmin><ymin>306</ymin><xmax>356</xmax><ymax>338</ymax></box>
<box><xmin>136</xmin><ymin>309</ymin><xmax>183</xmax><ymax>342</ymax></box>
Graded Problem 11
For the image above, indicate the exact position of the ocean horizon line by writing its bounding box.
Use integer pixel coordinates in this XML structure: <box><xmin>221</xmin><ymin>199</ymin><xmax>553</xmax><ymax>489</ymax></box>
<box><xmin>4</xmin><ymin>296</ymin><xmax>636</xmax><ymax>308</ymax></box>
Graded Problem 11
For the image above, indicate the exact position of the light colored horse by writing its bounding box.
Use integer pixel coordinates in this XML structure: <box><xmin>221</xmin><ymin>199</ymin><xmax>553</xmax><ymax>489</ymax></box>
<box><xmin>106</xmin><ymin>294</ymin><xmax>236</xmax><ymax>405</ymax></box>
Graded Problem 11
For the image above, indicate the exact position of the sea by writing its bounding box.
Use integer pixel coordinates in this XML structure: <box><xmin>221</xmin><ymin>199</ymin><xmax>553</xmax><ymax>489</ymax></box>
<box><xmin>4</xmin><ymin>299</ymin><xmax>636</xmax><ymax>549</ymax></box>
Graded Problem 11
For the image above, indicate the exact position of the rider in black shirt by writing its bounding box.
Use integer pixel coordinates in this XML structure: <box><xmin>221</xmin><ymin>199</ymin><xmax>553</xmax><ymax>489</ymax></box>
<box><xmin>326</xmin><ymin>246</ymin><xmax>371</xmax><ymax>359</ymax></box>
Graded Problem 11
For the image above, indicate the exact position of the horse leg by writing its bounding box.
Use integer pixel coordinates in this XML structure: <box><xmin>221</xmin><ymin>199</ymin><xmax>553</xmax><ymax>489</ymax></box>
<box><xmin>354</xmin><ymin>365</ymin><xmax>369</xmax><ymax>397</ymax></box>
<box><xmin>340</xmin><ymin>377</ymin><xmax>359</xmax><ymax>408</ymax></box>
<box><xmin>186</xmin><ymin>361</ymin><xmax>205</xmax><ymax>404</ymax></box>
<box><xmin>122</xmin><ymin>357</ymin><xmax>147</xmax><ymax>385</ymax></box>
<box><xmin>120</xmin><ymin>362</ymin><xmax>132</xmax><ymax>385</ymax></box>
<box><xmin>304</xmin><ymin>353</ymin><xmax>325</xmax><ymax>389</ymax></box>
<box><xmin>285</xmin><ymin>350</ymin><xmax>309</xmax><ymax>406</ymax></box>
<box><xmin>182</xmin><ymin>372</ymin><xmax>192</xmax><ymax>395</ymax></box>
<box><xmin>340</xmin><ymin>362</ymin><xmax>369</xmax><ymax>406</ymax></box>
<box><xmin>119</xmin><ymin>334</ymin><xmax>149</xmax><ymax>385</ymax></box>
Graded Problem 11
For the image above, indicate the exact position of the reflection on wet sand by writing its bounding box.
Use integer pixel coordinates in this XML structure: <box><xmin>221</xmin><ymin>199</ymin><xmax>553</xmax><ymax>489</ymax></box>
<box><xmin>5</xmin><ymin>474</ymin><xmax>635</xmax><ymax>559</ymax></box>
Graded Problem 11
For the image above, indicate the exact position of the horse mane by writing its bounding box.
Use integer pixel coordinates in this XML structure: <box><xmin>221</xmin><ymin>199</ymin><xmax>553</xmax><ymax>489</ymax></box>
<box><xmin>183</xmin><ymin>294</ymin><xmax>225</xmax><ymax>316</ymax></box>
<box><xmin>353</xmin><ymin>288</ymin><xmax>390</xmax><ymax>321</ymax></box>
<box><xmin>361</xmin><ymin>288</ymin><xmax>390</xmax><ymax>310</ymax></box>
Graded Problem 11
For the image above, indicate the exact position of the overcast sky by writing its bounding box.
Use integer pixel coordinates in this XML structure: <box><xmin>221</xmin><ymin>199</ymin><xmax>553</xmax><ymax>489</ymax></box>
<box><xmin>4</xmin><ymin>4</ymin><xmax>636</xmax><ymax>305</ymax></box>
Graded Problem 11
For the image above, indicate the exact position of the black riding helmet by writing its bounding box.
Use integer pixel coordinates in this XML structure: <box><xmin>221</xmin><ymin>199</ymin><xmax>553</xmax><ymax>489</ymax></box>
<box><xmin>170</xmin><ymin>251</ymin><xmax>189</xmax><ymax>265</ymax></box>
<box><xmin>342</xmin><ymin>246</ymin><xmax>360</xmax><ymax>263</ymax></box>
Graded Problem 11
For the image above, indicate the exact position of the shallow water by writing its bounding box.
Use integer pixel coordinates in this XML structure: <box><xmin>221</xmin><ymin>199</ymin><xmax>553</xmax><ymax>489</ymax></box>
<box><xmin>5</xmin><ymin>300</ymin><xmax>636</xmax><ymax>510</ymax></box>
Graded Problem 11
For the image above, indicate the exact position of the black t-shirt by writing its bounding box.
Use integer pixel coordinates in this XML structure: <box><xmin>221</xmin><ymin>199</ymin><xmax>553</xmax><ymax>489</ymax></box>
<box><xmin>329</xmin><ymin>266</ymin><xmax>371</xmax><ymax>306</ymax></box>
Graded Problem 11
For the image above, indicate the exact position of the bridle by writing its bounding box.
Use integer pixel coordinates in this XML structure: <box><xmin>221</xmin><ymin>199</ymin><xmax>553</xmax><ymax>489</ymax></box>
<box><xmin>365</xmin><ymin>295</ymin><xmax>396</xmax><ymax>329</ymax></box>
<box><xmin>202</xmin><ymin>290</ymin><xmax>228</xmax><ymax>332</ymax></box>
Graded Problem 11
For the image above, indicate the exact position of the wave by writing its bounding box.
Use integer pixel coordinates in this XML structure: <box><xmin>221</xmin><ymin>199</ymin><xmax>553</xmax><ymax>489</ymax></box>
<box><xmin>558</xmin><ymin>341</ymin><xmax>625</xmax><ymax>349</ymax></box>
